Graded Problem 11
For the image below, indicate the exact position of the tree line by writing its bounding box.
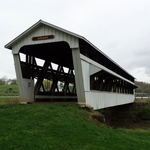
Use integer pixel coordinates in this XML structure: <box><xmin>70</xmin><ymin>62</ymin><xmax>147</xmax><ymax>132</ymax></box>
<box><xmin>135</xmin><ymin>81</ymin><xmax>150</xmax><ymax>93</ymax></box>
<box><xmin>0</xmin><ymin>76</ymin><xmax>17</xmax><ymax>85</ymax></box>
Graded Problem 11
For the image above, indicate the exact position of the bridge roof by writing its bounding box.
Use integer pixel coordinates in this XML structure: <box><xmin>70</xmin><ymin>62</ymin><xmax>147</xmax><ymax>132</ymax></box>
<box><xmin>5</xmin><ymin>20</ymin><xmax>135</xmax><ymax>80</ymax></box>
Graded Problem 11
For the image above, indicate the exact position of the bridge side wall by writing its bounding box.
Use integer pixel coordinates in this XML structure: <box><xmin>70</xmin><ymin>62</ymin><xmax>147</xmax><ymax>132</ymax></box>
<box><xmin>80</xmin><ymin>54</ymin><xmax>135</xmax><ymax>110</ymax></box>
<box><xmin>85</xmin><ymin>92</ymin><xmax>134</xmax><ymax>110</ymax></box>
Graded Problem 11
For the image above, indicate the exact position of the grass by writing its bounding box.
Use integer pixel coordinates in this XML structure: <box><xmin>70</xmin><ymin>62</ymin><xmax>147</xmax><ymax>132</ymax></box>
<box><xmin>0</xmin><ymin>104</ymin><xmax>150</xmax><ymax>150</ymax></box>
<box><xmin>0</xmin><ymin>84</ymin><xmax>19</xmax><ymax>96</ymax></box>
<box><xmin>0</xmin><ymin>84</ymin><xmax>20</xmax><ymax>104</ymax></box>
<box><xmin>0</xmin><ymin>96</ymin><xmax>20</xmax><ymax>105</ymax></box>
<box><xmin>135</xmin><ymin>98</ymin><xmax>150</xmax><ymax>103</ymax></box>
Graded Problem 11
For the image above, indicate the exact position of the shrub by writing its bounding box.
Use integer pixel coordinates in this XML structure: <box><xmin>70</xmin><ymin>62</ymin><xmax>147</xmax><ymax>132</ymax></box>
<box><xmin>136</xmin><ymin>106</ymin><xmax>150</xmax><ymax>120</ymax></box>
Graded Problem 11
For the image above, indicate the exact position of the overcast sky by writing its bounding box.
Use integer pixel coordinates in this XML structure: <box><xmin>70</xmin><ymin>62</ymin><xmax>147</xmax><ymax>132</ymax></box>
<box><xmin>1</xmin><ymin>0</ymin><xmax>150</xmax><ymax>83</ymax></box>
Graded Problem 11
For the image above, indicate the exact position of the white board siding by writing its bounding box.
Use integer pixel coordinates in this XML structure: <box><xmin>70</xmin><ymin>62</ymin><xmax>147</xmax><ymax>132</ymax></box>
<box><xmin>89</xmin><ymin>64</ymin><xmax>102</xmax><ymax>76</ymax></box>
<box><xmin>85</xmin><ymin>91</ymin><xmax>134</xmax><ymax>110</ymax></box>
<box><xmin>81</xmin><ymin>60</ymin><xmax>90</xmax><ymax>91</ymax></box>
<box><xmin>12</xmin><ymin>25</ymin><xmax>79</xmax><ymax>54</ymax></box>
<box><xmin>21</xmin><ymin>78</ymin><xmax>34</xmax><ymax>102</ymax></box>
<box><xmin>81</xmin><ymin>60</ymin><xmax>102</xmax><ymax>91</ymax></box>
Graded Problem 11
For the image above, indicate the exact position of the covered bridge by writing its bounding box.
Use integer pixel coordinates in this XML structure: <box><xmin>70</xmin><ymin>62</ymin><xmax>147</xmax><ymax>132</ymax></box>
<box><xmin>5</xmin><ymin>20</ymin><xmax>136</xmax><ymax>110</ymax></box>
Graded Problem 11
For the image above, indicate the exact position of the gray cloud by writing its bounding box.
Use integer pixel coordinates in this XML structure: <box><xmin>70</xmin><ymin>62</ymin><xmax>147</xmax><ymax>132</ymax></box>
<box><xmin>1</xmin><ymin>0</ymin><xmax>150</xmax><ymax>82</ymax></box>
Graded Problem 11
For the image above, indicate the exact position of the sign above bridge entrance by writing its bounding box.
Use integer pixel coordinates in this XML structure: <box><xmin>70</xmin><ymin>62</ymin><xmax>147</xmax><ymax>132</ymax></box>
<box><xmin>32</xmin><ymin>35</ymin><xmax>55</xmax><ymax>41</ymax></box>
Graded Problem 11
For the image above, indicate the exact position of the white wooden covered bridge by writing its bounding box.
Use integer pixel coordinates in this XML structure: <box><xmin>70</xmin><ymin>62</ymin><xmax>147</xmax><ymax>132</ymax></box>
<box><xmin>5</xmin><ymin>20</ymin><xmax>137</xmax><ymax>110</ymax></box>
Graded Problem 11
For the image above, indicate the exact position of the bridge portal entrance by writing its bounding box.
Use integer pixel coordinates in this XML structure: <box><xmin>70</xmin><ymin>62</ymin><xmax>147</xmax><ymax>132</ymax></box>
<box><xmin>19</xmin><ymin>42</ymin><xmax>77</xmax><ymax>102</ymax></box>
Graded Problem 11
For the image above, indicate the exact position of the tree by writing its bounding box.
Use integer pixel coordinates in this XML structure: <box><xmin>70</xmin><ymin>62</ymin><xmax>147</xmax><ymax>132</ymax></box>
<box><xmin>43</xmin><ymin>79</ymin><xmax>52</xmax><ymax>91</ymax></box>
<box><xmin>0</xmin><ymin>78</ymin><xmax>5</xmax><ymax>85</ymax></box>
<box><xmin>11</xmin><ymin>79</ymin><xmax>17</xmax><ymax>85</ymax></box>
<box><xmin>135</xmin><ymin>81</ymin><xmax>150</xmax><ymax>94</ymax></box>
<box><xmin>0</xmin><ymin>76</ymin><xmax>7</xmax><ymax>85</ymax></box>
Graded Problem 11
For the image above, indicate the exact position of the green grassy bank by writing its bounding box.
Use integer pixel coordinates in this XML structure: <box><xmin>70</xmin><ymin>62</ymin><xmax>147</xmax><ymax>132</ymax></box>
<box><xmin>0</xmin><ymin>104</ymin><xmax>150</xmax><ymax>150</ymax></box>
<box><xmin>0</xmin><ymin>84</ymin><xmax>19</xmax><ymax>96</ymax></box>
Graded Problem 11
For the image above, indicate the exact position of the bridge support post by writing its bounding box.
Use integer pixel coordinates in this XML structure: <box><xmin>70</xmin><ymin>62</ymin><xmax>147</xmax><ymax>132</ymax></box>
<box><xmin>13</xmin><ymin>54</ymin><xmax>34</xmax><ymax>103</ymax></box>
<box><xmin>72</xmin><ymin>48</ymin><xmax>85</xmax><ymax>105</ymax></box>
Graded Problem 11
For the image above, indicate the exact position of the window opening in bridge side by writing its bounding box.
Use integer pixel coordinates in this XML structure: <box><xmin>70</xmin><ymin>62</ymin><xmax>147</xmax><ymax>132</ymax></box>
<box><xmin>90</xmin><ymin>70</ymin><xmax>134</xmax><ymax>94</ymax></box>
